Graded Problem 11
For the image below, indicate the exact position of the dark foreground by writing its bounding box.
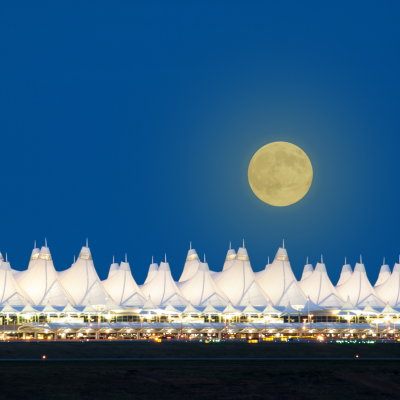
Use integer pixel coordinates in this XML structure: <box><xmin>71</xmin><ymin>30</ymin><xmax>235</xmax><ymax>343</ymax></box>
<box><xmin>0</xmin><ymin>342</ymin><xmax>399</xmax><ymax>399</ymax></box>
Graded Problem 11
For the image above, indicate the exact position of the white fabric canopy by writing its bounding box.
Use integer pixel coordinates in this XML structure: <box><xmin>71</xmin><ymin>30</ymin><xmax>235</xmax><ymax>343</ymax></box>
<box><xmin>337</xmin><ymin>262</ymin><xmax>385</xmax><ymax>308</ymax></box>
<box><xmin>374</xmin><ymin>260</ymin><xmax>391</xmax><ymax>287</ymax></box>
<box><xmin>179</xmin><ymin>245</ymin><xmax>201</xmax><ymax>282</ymax></box>
<box><xmin>257</xmin><ymin>246</ymin><xmax>306</xmax><ymax>307</ymax></box>
<box><xmin>299</xmin><ymin>261</ymin><xmax>344</xmax><ymax>308</ymax></box>
<box><xmin>177</xmin><ymin>261</ymin><xmax>229</xmax><ymax>306</ymax></box>
<box><xmin>212</xmin><ymin>247</ymin><xmax>270</xmax><ymax>307</ymax></box>
<box><xmin>222</xmin><ymin>244</ymin><xmax>236</xmax><ymax>271</ymax></box>
<box><xmin>16</xmin><ymin>246</ymin><xmax>73</xmax><ymax>306</ymax></box>
<box><xmin>108</xmin><ymin>257</ymin><xmax>119</xmax><ymax>279</ymax></box>
<box><xmin>140</xmin><ymin>261</ymin><xmax>188</xmax><ymax>307</ymax></box>
<box><xmin>336</xmin><ymin>261</ymin><xmax>352</xmax><ymax>286</ymax></box>
<box><xmin>59</xmin><ymin>245</ymin><xmax>108</xmax><ymax>306</ymax></box>
<box><xmin>300</xmin><ymin>259</ymin><xmax>313</xmax><ymax>281</ymax></box>
<box><xmin>375</xmin><ymin>263</ymin><xmax>400</xmax><ymax>307</ymax></box>
<box><xmin>103</xmin><ymin>260</ymin><xmax>146</xmax><ymax>307</ymax></box>
<box><xmin>144</xmin><ymin>257</ymin><xmax>159</xmax><ymax>284</ymax></box>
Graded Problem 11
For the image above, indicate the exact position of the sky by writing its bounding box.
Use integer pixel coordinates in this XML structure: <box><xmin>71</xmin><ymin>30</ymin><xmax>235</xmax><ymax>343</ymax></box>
<box><xmin>0</xmin><ymin>1</ymin><xmax>399</xmax><ymax>284</ymax></box>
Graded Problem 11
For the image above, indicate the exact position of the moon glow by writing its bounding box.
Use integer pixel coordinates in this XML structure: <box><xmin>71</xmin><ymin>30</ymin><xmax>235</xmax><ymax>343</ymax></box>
<box><xmin>248</xmin><ymin>142</ymin><xmax>313</xmax><ymax>207</ymax></box>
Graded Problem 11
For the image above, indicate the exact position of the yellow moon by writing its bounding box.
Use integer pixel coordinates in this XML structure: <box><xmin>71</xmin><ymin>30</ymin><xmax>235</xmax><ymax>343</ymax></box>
<box><xmin>248</xmin><ymin>142</ymin><xmax>313</xmax><ymax>207</ymax></box>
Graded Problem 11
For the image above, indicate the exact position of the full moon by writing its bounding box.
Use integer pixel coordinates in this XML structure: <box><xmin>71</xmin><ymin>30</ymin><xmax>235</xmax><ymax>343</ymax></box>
<box><xmin>248</xmin><ymin>142</ymin><xmax>313</xmax><ymax>207</ymax></box>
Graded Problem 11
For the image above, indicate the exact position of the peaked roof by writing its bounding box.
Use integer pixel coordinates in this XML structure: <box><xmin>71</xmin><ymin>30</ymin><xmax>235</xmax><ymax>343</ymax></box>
<box><xmin>299</xmin><ymin>262</ymin><xmax>344</xmax><ymax>308</ymax></box>
<box><xmin>179</xmin><ymin>245</ymin><xmax>201</xmax><ymax>282</ymax></box>
<box><xmin>202</xmin><ymin>301</ymin><xmax>223</xmax><ymax>315</ymax></box>
<box><xmin>59</xmin><ymin>245</ymin><xmax>108</xmax><ymax>306</ymax></box>
<box><xmin>336</xmin><ymin>261</ymin><xmax>353</xmax><ymax>286</ymax></box>
<box><xmin>337</xmin><ymin>262</ymin><xmax>385</xmax><ymax>308</ymax></box>
<box><xmin>262</xmin><ymin>302</ymin><xmax>281</xmax><ymax>315</ymax></box>
<box><xmin>140</xmin><ymin>261</ymin><xmax>188</xmax><ymax>307</ymax></box>
<box><xmin>144</xmin><ymin>258</ymin><xmax>159</xmax><ymax>284</ymax></box>
<box><xmin>0</xmin><ymin>260</ymin><xmax>33</xmax><ymax>306</ymax></box>
<box><xmin>375</xmin><ymin>263</ymin><xmax>400</xmax><ymax>307</ymax></box>
<box><xmin>381</xmin><ymin>302</ymin><xmax>399</xmax><ymax>315</ymax></box>
<box><xmin>340</xmin><ymin>296</ymin><xmax>359</xmax><ymax>312</ymax></box>
<box><xmin>0</xmin><ymin>302</ymin><xmax>20</xmax><ymax>314</ymax></box>
<box><xmin>177</xmin><ymin>261</ymin><xmax>229</xmax><ymax>307</ymax></box>
<box><xmin>362</xmin><ymin>302</ymin><xmax>379</xmax><ymax>315</ymax></box>
<box><xmin>301</xmin><ymin>260</ymin><xmax>314</xmax><ymax>281</ymax></box>
<box><xmin>282</xmin><ymin>302</ymin><xmax>299</xmax><ymax>314</ymax></box>
<box><xmin>374</xmin><ymin>261</ymin><xmax>391</xmax><ymax>287</ymax></box>
<box><xmin>222</xmin><ymin>244</ymin><xmax>236</xmax><ymax>271</ymax></box>
<box><xmin>81</xmin><ymin>302</ymin><xmax>99</xmax><ymax>314</ymax></box>
<box><xmin>16</xmin><ymin>246</ymin><xmax>74</xmax><ymax>306</ymax></box>
<box><xmin>222</xmin><ymin>302</ymin><xmax>240</xmax><ymax>315</ymax></box>
<box><xmin>303</xmin><ymin>296</ymin><xmax>324</xmax><ymax>312</ymax></box>
<box><xmin>20</xmin><ymin>303</ymin><xmax>39</xmax><ymax>314</ymax></box>
<box><xmin>102</xmin><ymin>260</ymin><xmax>146</xmax><ymax>307</ymax></box>
<box><xmin>102</xmin><ymin>297</ymin><xmax>124</xmax><ymax>313</ymax></box>
<box><xmin>62</xmin><ymin>302</ymin><xmax>81</xmax><ymax>314</ymax></box>
<box><xmin>182</xmin><ymin>302</ymin><xmax>201</xmax><ymax>314</ymax></box>
<box><xmin>212</xmin><ymin>247</ymin><xmax>270</xmax><ymax>307</ymax></box>
<box><xmin>163</xmin><ymin>301</ymin><xmax>182</xmax><ymax>315</ymax></box>
<box><xmin>140</xmin><ymin>295</ymin><xmax>160</xmax><ymax>312</ymax></box>
<box><xmin>41</xmin><ymin>302</ymin><xmax>60</xmax><ymax>314</ymax></box>
<box><xmin>257</xmin><ymin>246</ymin><xmax>306</xmax><ymax>307</ymax></box>
<box><xmin>108</xmin><ymin>257</ymin><xmax>119</xmax><ymax>279</ymax></box>
<box><xmin>242</xmin><ymin>302</ymin><xmax>262</xmax><ymax>315</ymax></box>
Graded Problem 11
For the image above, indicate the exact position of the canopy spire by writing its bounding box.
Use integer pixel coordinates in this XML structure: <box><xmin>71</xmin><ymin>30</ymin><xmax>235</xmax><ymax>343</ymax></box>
<box><xmin>74</xmin><ymin>255</ymin><xmax>76</xmax><ymax>263</ymax></box>
<box><xmin>165</xmin><ymin>254</ymin><xmax>167</xmax><ymax>262</ymax></box>
<box><xmin>113</xmin><ymin>255</ymin><xmax>114</xmax><ymax>263</ymax></box>
<box><xmin>321</xmin><ymin>254</ymin><xmax>323</xmax><ymax>263</ymax></box>
<box><xmin>86</xmin><ymin>238</ymin><xmax>88</xmax><ymax>247</ymax></box>
<box><xmin>345</xmin><ymin>257</ymin><xmax>346</xmax><ymax>264</ymax></box>
<box><xmin>243</xmin><ymin>239</ymin><xmax>245</xmax><ymax>248</ymax></box>
<box><xmin>307</xmin><ymin>256</ymin><xmax>308</xmax><ymax>264</ymax></box>
<box><xmin>6</xmin><ymin>253</ymin><xmax>7</xmax><ymax>262</ymax></box>
<box><xmin>152</xmin><ymin>255</ymin><xmax>153</xmax><ymax>264</ymax></box>
<box><xmin>283</xmin><ymin>239</ymin><xmax>285</xmax><ymax>249</ymax></box>
<box><xmin>360</xmin><ymin>254</ymin><xmax>362</xmax><ymax>263</ymax></box>
<box><xmin>45</xmin><ymin>238</ymin><xmax>47</xmax><ymax>247</ymax></box>
<box><xmin>268</xmin><ymin>256</ymin><xmax>270</xmax><ymax>264</ymax></box>
<box><xmin>190</xmin><ymin>241</ymin><xmax>191</xmax><ymax>250</ymax></box>
<box><xmin>383</xmin><ymin>257</ymin><xmax>385</xmax><ymax>264</ymax></box>
<box><xmin>229</xmin><ymin>241</ymin><xmax>231</xmax><ymax>250</ymax></box>
<box><xmin>204</xmin><ymin>254</ymin><xmax>206</xmax><ymax>263</ymax></box>
<box><xmin>125</xmin><ymin>253</ymin><xmax>127</xmax><ymax>262</ymax></box>
<box><xmin>34</xmin><ymin>240</ymin><xmax>36</xmax><ymax>249</ymax></box>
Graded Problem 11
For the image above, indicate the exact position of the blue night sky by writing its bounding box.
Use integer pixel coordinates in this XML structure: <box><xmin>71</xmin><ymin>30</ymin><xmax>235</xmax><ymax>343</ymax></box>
<box><xmin>1</xmin><ymin>1</ymin><xmax>399</xmax><ymax>284</ymax></box>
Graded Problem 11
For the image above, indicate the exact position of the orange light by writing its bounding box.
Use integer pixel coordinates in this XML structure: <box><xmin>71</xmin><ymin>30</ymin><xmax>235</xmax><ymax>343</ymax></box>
<box><xmin>42</xmin><ymin>356</ymin><xmax>46</xmax><ymax>359</ymax></box>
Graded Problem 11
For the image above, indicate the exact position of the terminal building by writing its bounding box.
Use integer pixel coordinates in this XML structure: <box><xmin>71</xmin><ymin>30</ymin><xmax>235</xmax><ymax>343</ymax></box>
<box><xmin>0</xmin><ymin>240</ymin><xmax>399</xmax><ymax>340</ymax></box>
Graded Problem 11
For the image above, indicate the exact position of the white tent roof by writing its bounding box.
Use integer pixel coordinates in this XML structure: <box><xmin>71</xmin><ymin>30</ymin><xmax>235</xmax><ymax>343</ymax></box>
<box><xmin>262</xmin><ymin>302</ymin><xmax>281</xmax><ymax>315</ymax></box>
<box><xmin>300</xmin><ymin>258</ymin><xmax>313</xmax><ymax>281</ymax></box>
<box><xmin>299</xmin><ymin>260</ymin><xmax>344</xmax><ymax>308</ymax></box>
<box><xmin>362</xmin><ymin>302</ymin><xmax>379</xmax><ymax>315</ymax></box>
<box><xmin>28</xmin><ymin>243</ymin><xmax>40</xmax><ymax>270</ymax></box>
<box><xmin>182</xmin><ymin>302</ymin><xmax>201</xmax><ymax>315</ymax></box>
<box><xmin>222</xmin><ymin>302</ymin><xmax>240</xmax><ymax>315</ymax></box>
<box><xmin>62</xmin><ymin>302</ymin><xmax>81</xmax><ymax>314</ymax></box>
<box><xmin>212</xmin><ymin>246</ymin><xmax>270</xmax><ymax>307</ymax></box>
<box><xmin>59</xmin><ymin>245</ymin><xmax>108</xmax><ymax>306</ymax></box>
<box><xmin>257</xmin><ymin>245</ymin><xmax>306</xmax><ymax>307</ymax></box>
<box><xmin>41</xmin><ymin>302</ymin><xmax>61</xmax><ymax>314</ymax></box>
<box><xmin>16</xmin><ymin>245</ymin><xmax>74</xmax><ymax>306</ymax></box>
<box><xmin>102</xmin><ymin>297</ymin><xmax>124</xmax><ymax>313</ymax></box>
<box><xmin>108</xmin><ymin>256</ymin><xmax>119</xmax><ymax>279</ymax></box>
<box><xmin>0</xmin><ymin>258</ymin><xmax>33</xmax><ymax>306</ymax></box>
<box><xmin>254</xmin><ymin>257</ymin><xmax>271</xmax><ymax>280</ymax></box>
<box><xmin>336</xmin><ymin>259</ymin><xmax>352</xmax><ymax>286</ymax></box>
<box><xmin>202</xmin><ymin>301</ymin><xmax>223</xmax><ymax>315</ymax></box>
<box><xmin>222</xmin><ymin>242</ymin><xmax>236</xmax><ymax>271</ymax></box>
<box><xmin>179</xmin><ymin>244</ymin><xmax>201</xmax><ymax>282</ymax></box>
<box><xmin>242</xmin><ymin>302</ymin><xmax>262</xmax><ymax>315</ymax></box>
<box><xmin>375</xmin><ymin>263</ymin><xmax>400</xmax><ymax>307</ymax></box>
<box><xmin>20</xmin><ymin>303</ymin><xmax>39</xmax><ymax>314</ymax></box>
<box><xmin>374</xmin><ymin>259</ymin><xmax>391</xmax><ymax>287</ymax></box>
<box><xmin>303</xmin><ymin>296</ymin><xmax>324</xmax><ymax>312</ymax></box>
<box><xmin>0</xmin><ymin>302</ymin><xmax>20</xmax><ymax>315</ymax></box>
<box><xmin>337</xmin><ymin>261</ymin><xmax>385</xmax><ymax>308</ymax></box>
<box><xmin>340</xmin><ymin>296</ymin><xmax>359</xmax><ymax>313</ymax></box>
<box><xmin>81</xmin><ymin>302</ymin><xmax>98</xmax><ymax>314</ymax></box>
<box><xmin>140</xmin><ymin>295</ymin><xmax>160</xmax><ymax>312</ymax></box>
<box><xmin>381</xmin><ymin>302</ymin><xmax>399</xmax><ymax>315</ymax></box>
<box><xmin>282</xmin><ymin>301</ymin><xmax>299</xmax><ymax>315</ymax></box>
<box><xmin>177</xmin><ymin>260</ymin><xmax>229</xmax><ymax>307</ymax></box>
<box><xmin>163</xmin><ymin>301</ymin><xmax>181</xmax><ymax>315</ymax></box>
<box><xmin>144</xmin><ymin>257</ymin><xmax>159</xmax><ymax>284</ymax></box>
<box><xmin>140</xmin><ymin>259</ymin><xmax>188</xmax><ymax>307</ymax></box>
<box><xmin>102</xmin><ymin>258</ymin><xmax>146</xmax><ymax>307</ymax></box>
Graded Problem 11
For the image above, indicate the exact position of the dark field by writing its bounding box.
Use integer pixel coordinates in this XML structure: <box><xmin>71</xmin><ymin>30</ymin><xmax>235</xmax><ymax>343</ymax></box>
<box><xmin>1</xmin><ymin>342</ymin><xmax>400</xmax><ymax>399</ymax></box>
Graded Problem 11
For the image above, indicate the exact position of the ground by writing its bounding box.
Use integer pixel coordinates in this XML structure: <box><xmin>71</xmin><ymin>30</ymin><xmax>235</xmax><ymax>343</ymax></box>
<box><xmin>0</xmin><ymin>341</ymin><xmax>399</xmax><ymax>399</ymax></box>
